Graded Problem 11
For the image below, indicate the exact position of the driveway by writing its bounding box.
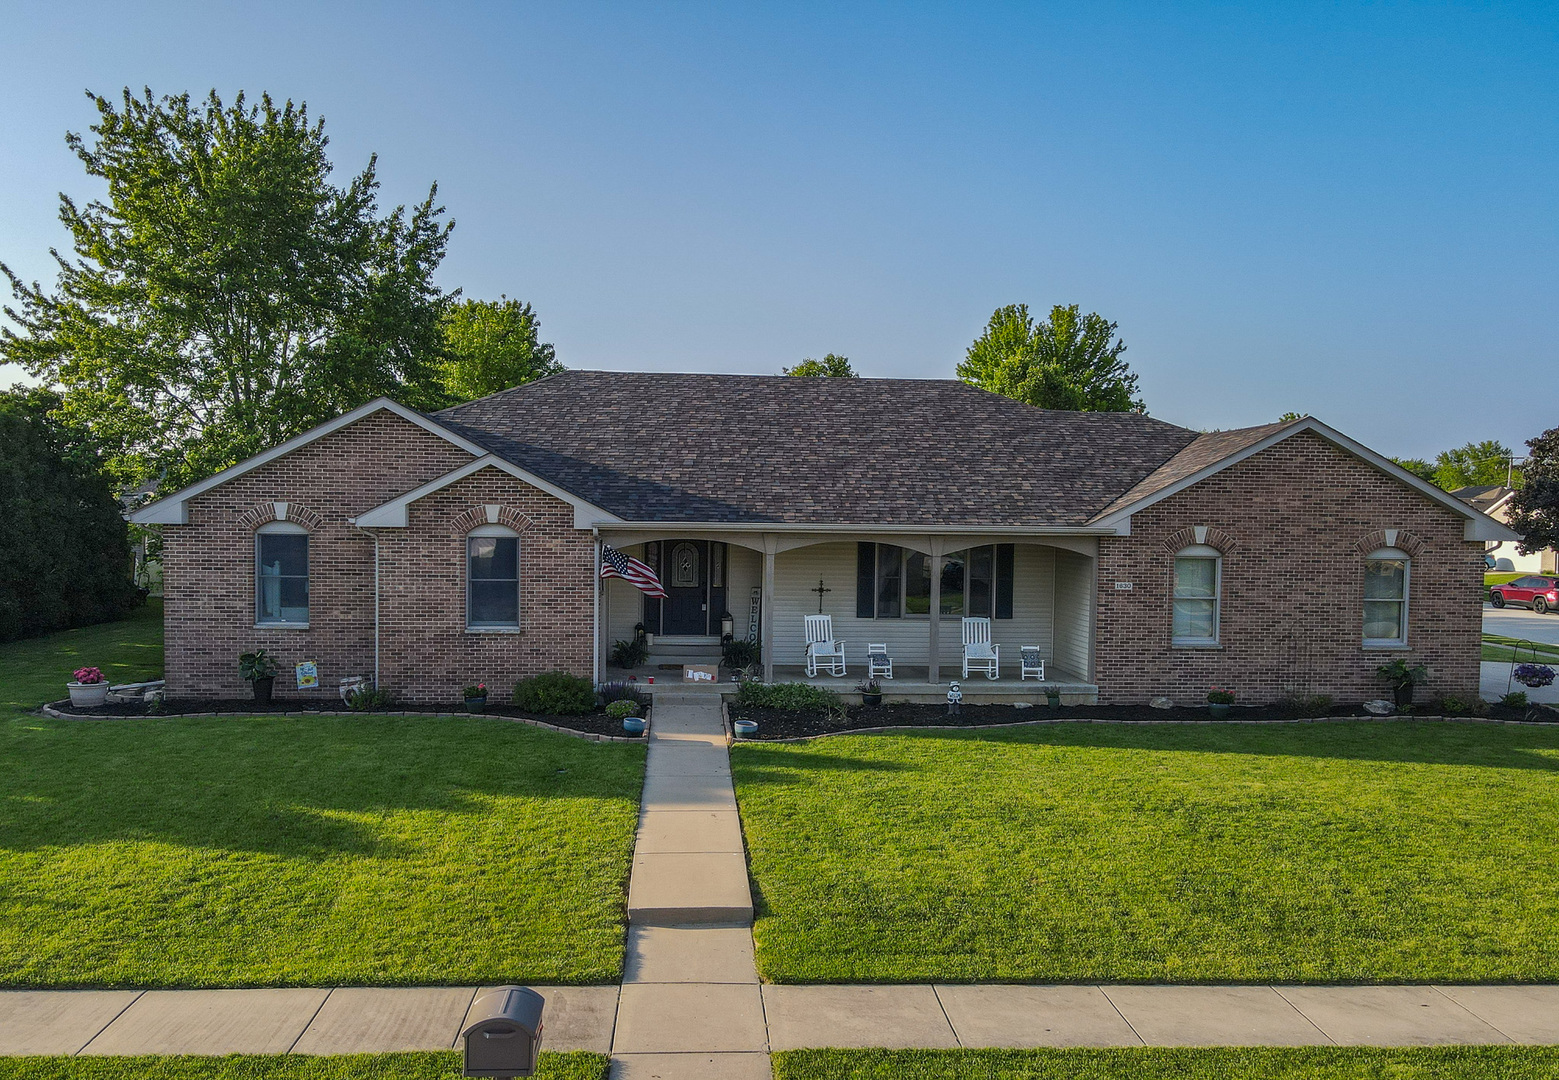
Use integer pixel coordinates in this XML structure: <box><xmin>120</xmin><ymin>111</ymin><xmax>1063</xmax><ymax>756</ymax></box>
<box><xmin>1483</xmin><ymin>604</ymin><xmax>1559</xmax><ymax>648</ymax></box>
<box><xmin>1481</xmin><ymin>604</ymin><xmax>1559</xmax><ymax>703</ymax></box>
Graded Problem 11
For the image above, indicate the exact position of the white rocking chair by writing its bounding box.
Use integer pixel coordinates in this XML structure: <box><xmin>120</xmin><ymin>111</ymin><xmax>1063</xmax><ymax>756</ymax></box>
<box><xmin>962</xmin><ymin>617</ymin><xmax>1000</xmax><ymax>680</ymax></box>
<box><xmin>1019</xmin><ymin>646</ymin><xmax>1045</xmax><ymax>682</ymax></box>
<box><xmin>804</xmin><ymin>614</ymin><xmax>847</xmax><ymax>677</ymax></box>
<box><xmin>867</xmin><ymin>643</ymin><xmax>893</xmax><ymax>679</ymax></box>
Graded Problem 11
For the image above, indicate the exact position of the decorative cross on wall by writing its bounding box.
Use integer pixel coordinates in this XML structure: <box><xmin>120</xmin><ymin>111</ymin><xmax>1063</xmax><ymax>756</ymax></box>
<box><xmin>811</xmin><ymin>578</ymin><xmax>832</xmax><ymax>613</ymax></box>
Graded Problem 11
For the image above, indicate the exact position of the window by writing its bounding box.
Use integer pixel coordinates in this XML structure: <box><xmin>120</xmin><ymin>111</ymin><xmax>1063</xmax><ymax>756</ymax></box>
<box><xmin>858</xmin><ymin>544</ymin><xmax>1014</xmax><ymax>619</ymax></box>
<box><xmin>256</xmin><ymin>522</ymin><xmax>309</xmax><ymax>626</ymax></box>
<box><xmin>669</xmin><ymin>542</ymin><xmax>699</xmax><ymax>589</ymax></box>
<box><xmin>1172</xmin><ymin>545</ymin><xmax>1221</xmax><ymax>645</ymax></box>
<box><xmin>468</xmin><ymin>526</ymin><xmax>520</xmax><ymax>629</ymax></box>
<box><xmin>1364</xmin><ymin>547</ymin><xmax>1409</xmax><ymax>645</ymax></box>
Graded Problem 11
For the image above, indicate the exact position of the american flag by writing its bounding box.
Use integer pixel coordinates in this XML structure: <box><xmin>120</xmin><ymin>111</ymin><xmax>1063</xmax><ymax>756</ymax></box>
<box><xmin>600</xmin><ymin>545</ymin><xmax>668</xmax><ymax>598</ymax></box>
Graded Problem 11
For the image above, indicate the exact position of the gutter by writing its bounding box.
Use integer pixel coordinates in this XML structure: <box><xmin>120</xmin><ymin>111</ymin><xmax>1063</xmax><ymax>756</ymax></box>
<box><xmin>589</xmin><ymin>521</ymin><xmax>1122</xmax><ymax>536</ymax></box>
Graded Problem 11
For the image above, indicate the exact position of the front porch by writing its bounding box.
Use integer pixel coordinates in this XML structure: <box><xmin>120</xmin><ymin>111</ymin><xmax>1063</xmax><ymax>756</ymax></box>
<box><xmin>599</xmin><ymin>530</ymin><xmax>1102</xmax><ymax>701</ymax></box>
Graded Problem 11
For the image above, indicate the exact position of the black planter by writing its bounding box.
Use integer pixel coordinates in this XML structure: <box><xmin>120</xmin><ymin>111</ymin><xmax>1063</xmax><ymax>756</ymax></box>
<box><xmin>465</xmin><ymin>696</ymin><xmax>488</xmax><ymax>713</ymax></box>
<box><xmin>862</xmin><ymin>693</ymin><xmax>882</xmax><ymax>706</ymax></box>
<box><xmin>1393</xmin><ymin>683</ymin><xmax>1414</xmax><ymax>707</ymax></box>
<box><xmin>252</xmin><ymin>676</ymin><xmax>274</xmax><ymax>705</ymax></box>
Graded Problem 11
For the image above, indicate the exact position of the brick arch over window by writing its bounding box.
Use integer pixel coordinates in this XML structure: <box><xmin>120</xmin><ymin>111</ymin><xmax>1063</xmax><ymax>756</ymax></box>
<box><xmin>237</xmin><ymin>501</ymin><xmax>323</xmax><ymax>532</ymax></box>
<box><xmin>449</xmin><ymin>504</ymin><xmax>535</xmax><ymax>535</ymax></box>
<box><xmin>1160</xmin><ymin>525</ymin><xmax>1239</xmax><ymax>555</ymax></box>
<box><xmin>1353</xmin><ymin>529</ymin><xmax>1426</xmax><ymax>558</ymax></box>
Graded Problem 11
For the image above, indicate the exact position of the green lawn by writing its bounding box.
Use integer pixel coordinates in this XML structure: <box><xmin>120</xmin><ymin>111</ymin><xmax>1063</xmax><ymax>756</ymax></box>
<box><xmin>734</xmin><ymin>723</ymin><xmax>1559</xmax><ymax>984</ymax></box>
<box><xmin>1</xmin><ymin>599</ymin><xmax>165</xmax><ymax>716</ymax></box>
<box><xmin>1482</xmin><ymin>633</ymin><xmax>1559</xmax><ymax>664</ymax></box>
<box><xmin>1486</xmin><ymin>572</ymin><xmax>1526</xmax><ymax>588</ymax></box>
<box><xmin>0</xmin><ymin>607</ymin><xmax>645</xmax><ymax>988</ymax></box>
<box><xmin>0</xmin><ymin>1053</ymin><xmax>606</xmax><ymax>1079</ymax></box>
<box><xmin>774</xmin><ymin>1047</ymin><xmax>1559</xmax><ymax>1080</ymax></box>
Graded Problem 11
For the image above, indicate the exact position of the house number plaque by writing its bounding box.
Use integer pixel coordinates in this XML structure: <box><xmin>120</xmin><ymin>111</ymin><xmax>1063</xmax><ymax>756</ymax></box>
<box><xmin>1113</xmin><ymin>582</ymin><xmax>1134</xmax><ymax>591</ymax></box>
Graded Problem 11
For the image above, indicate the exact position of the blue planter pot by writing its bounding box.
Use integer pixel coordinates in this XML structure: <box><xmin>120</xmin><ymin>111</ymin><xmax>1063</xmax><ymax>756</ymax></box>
<box><xmin>1208</xmin><ymin>702</ymin><xmax>1231</xmax><ymax>719</ymax></box>
<box><xmin>733</xmin><ymin>719</ymin><xmax>759</xmax><ymax>738</ymax></box>
<box><xmin>622</xmin><ymin>717</ymin><xmax>647</xmax><ymax>735</ymax></box>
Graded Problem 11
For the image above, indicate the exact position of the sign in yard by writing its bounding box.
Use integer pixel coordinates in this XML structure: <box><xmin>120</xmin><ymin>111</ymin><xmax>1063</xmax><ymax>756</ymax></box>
<box><xmin>295</xmin><ymin>660</ymin><xmax>319</xmax><ymax>689</ymax></box>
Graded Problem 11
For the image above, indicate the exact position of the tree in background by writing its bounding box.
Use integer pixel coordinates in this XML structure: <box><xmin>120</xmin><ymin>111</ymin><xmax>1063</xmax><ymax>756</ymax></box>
<box><xmin>441</xmin><ymin>297</ymin><xmax>561</xmax><ymax>401</ymax></box>
<box><xmin>783</xmin><ymin>354</ymin><xmax>857</xmax><ymax>377</ymax></box>
<box><xmin>1391</xmin><ymin>457</ymin><xmax>1438</xmax><ymax>483</ymax></box>
<box><xmin>1507</xmin><ymin>426</ymin><xmax>1559</xmax><ymax>555</ymax></box>
<box><xmin>1430</xmin><ymin>439</ymin><xmax>1519</xmax><ymax>490</ymax></box>
<box><xmin>1</xmin><ymin>89</ymin><xmax>454</xmax><ymax>489</ymax></box>
<box><xmin>0</xmin><ymin>389</ymin><xmax>143</xmax><ymax>641</ymax></box>
<box><xmin>958</xmin><ymin>304</ymin><xmax>1143</xmax><ymax>412</ymax></box>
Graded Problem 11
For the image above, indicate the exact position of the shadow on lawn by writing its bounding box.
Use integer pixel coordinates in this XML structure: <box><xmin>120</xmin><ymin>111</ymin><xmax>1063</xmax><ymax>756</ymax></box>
<box><xmin>731</xmin><ymin>745</ymin><xmax>916</xmax><ymax>786</ymax></box>
<box><xmin>933</xmin><ymin>720</ymin><xmax>1559</xmax><ymax>772</ymax></box>
<box><xmin>0</xmin><ymin>714</ymin><xmax>640</xmax><ymax>859</ymax></box>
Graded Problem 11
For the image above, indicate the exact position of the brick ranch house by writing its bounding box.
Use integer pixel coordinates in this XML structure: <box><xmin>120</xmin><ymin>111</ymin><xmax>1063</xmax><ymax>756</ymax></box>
<box><xmin>131</xmin><ymin>371</ymin><xmax>1516</xmax><ymax>705</ymax></box>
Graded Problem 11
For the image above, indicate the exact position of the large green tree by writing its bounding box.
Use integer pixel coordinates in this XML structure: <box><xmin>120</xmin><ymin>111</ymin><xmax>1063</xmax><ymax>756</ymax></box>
<box><xmin>958</xmin><ymin>304</ymin><xmax>1144</xmax><ymax>412</ymax></box>
<box><xmin>1507</xmin><ymin>426</ymin><xmax>1559</xmax><ymax>554</ymax></box>
<box><xmin>783</xmin><ymin>353</ymin><xmax>857</xmax><ymax>377</ymax></box>
<box><xmin>1431</xmin><ymin>439</ymin><xmax>1519</xmax><ymax>490</ymax></box>
<box><xmin>0</xmin><ymin>389</ymin><xmax>143</xmax><ymax>641</ymax></box>
<box><xmin>1</xmin><ymin>88</ymin><xmax>454</xmax><ymax>488</ymax></box>
<box><xmin>440</xmin><ymin>297</ymin><xmax>561</xmax><ymax>401</ymax></box>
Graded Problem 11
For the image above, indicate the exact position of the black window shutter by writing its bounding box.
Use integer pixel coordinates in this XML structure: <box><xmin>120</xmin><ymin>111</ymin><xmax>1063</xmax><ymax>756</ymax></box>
<box><xmin>856</xmin><ymin>543</ymin><xmax>876</xmax><ymax>619</ymax></box>
<box><xmin>995</xmin><ymin>543</ymin><xmax>1015</xmax><ymax>619</ymax></box>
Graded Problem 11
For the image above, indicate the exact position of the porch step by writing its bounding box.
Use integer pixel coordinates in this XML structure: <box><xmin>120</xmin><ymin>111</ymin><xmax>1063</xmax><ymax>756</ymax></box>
<box><xmin>647</xmin><ymin>644</ymin><xmax>724</xmax><ymax>668</ymax></box>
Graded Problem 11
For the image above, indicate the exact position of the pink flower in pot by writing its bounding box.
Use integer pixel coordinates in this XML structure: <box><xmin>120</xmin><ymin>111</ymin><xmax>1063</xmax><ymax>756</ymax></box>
<box><xmin>67</xmin><ymin>667</ymin><xmax>110</xmax><ymax>709</ymax></box>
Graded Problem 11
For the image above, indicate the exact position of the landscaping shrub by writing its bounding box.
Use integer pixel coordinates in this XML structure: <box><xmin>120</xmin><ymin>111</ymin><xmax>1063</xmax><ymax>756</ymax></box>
<box><xmin>597</xmin><ymin>680</ymin><xmax>648</xmax><ymax>710</ymax></box>
<box><xmin>513</xmin><ymin>671</ymin><xmax>596</xmax><ymax>715</ymax></box>
<box><xmin>1277</xmin><ymin>693</ymin><xmax>1334</xmax><ymax>718</ymax></box>
<box><xmin>606</xmin><ymin>699</ymin><xmax>640</xmax><ymax>721</ymax></box>
<box><xmin>736</xmin><ymin>681</ymin><xmax>841</xmax><ymax>711</ymax></box>
<box><xmin>1503</xmin><ymin>691</ymin><xmax>1529</xmax><ymax>709</ymax></box>
<box><xmin>345</xmin><ymin>685</ymin><xmax>395</xmax><ymax>711</ymax></box>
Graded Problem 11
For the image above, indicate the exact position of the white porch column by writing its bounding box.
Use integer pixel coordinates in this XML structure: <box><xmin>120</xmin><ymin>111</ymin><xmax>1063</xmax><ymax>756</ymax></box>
<box><xmin>761</xmin><ymin>542</ymin><xmax>776</xmax><ymax>684</ymax></box>
<box><xmin>927</xmin><ymin>548</ymin><xmax>942</xmax><ymax>685</ymax></box>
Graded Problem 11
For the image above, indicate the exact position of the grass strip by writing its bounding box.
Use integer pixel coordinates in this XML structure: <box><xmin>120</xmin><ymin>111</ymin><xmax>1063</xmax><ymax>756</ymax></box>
<box><xmin>0</xmin><ymin>1052</ymin><xmax>607</xmax><ymax>1079</ymax></box>
<box><xmin>773</xmin><ymin>1046</ymin><xmax>1559</xmax><ymax>1079</ymax></box>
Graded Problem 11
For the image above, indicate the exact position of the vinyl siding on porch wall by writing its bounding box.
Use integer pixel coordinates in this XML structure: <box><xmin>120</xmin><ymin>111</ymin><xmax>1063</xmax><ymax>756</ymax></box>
<box><xmin>1053</xmin><ymin>548</ymin><xmax>1094</xmax><ymax>679</ymax></box>
<box><xmin>770</xmin><ymin>541</ymin><xmax>1057</xmax><ymax>671</ymax></box>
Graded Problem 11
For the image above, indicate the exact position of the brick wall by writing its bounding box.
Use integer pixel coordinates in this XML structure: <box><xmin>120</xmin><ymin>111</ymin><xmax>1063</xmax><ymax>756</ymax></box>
<box><xmin>1094</xmin><ymin>430</ymin><xmax>1485</xmax><ymax>704</ymax></box>
<box><xmin>163</xmin><ymin>411</ymin><xmax>474</xmax><ymax>699</ymax></box>
<box><xmin>371</xmin><ymin>465</ymin><xmax>596</xmax><ymax>702</ymax></box>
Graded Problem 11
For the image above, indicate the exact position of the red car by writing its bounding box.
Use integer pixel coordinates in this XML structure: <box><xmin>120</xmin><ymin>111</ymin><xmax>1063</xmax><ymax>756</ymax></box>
<box><xmin>1490</xmin><ymin>575</ymin><xmax>1559</xmax><ymax>614</ymax></box>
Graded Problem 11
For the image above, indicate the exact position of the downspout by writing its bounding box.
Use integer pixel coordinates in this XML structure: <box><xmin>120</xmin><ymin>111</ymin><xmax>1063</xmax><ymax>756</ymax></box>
<box><xmin>351</xmin><ymin>521</ymin><xmax>381</xmax><ymax>689</ymax></box>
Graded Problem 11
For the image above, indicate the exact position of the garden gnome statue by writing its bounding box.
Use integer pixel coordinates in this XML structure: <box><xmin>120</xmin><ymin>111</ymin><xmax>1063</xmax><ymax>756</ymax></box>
<box><xmin>947</xmin><ymin>681</ymin><xmax>963</xmax><ymax>715</ymax></box>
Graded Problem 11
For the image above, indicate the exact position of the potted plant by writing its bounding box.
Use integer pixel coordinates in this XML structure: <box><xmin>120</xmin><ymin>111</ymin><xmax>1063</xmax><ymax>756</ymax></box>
<box><xmin>856</xmin><ymin>678</ymin><xmax>883</xmax><ymax>707</ymax></box>
<box><xmin>239</xmin><ymin>650</ymin><xmax>278</xmax><ymax>704</ymax></box>
<box><xmin>1513</xmin><ymin>663</ymin><xmax>1556</xmax><ymax>689</ymax></box>
<box><xmin>463</xmin><ymin>682</ymin><xmax>489</xmax><ymax>712</ymax></box>
<box><xmin>1045</xmin><ymin>686</ymin><xmax>1062</xmax><ymax>709</ymax></box>
<box><xmin>1376</xmin><ymin>658</ymin><xmax>1428</xmax><ymax>708</ymax></box>
<box><xmin>67</xmin><ymin>666</ymin><xmax>110</xmax><ymax>708</ymax></box>
<box><xmin>1207</xmin><ymin>686</ymin><xmax>1235</xmax><ymax>719</ymax></box>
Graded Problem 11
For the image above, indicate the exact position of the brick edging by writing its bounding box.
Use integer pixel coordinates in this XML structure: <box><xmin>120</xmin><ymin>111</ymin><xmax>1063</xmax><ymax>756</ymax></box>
<box><xmin>38</xmin><ymin>701</ymin><xmax>646</xmax><ymax>744</ymax></box>
<box><xmin>733</xmin><ymin>713</ymin><xmax>1559</xmax><ymax>744</ymax></box>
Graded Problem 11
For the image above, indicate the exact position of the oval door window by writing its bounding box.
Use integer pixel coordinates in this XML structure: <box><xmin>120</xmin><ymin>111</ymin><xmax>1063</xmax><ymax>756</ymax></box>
<box><xmin>670</xmin><ymin>542</ymin><xmax>699</xmax><ymax>589</ymax></box>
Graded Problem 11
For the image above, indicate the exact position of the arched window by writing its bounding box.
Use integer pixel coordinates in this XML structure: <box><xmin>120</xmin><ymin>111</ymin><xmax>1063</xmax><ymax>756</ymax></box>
<box><xmin>1172</xmin><ymin>544</ymin><xmax>1221</xmax><ymax>646</ymax></box>
<box><xmin>1364</xmin><ymin>547</ymin><xmax>1410</xmax><ymax>646</ymax></box>
<box><xmin>468</xmin><ymin>525</ymin><xmax>520</xmax><ymax>630</ymax></box>
<box><xmin>669</xmin><ymin>542</ymin><xmax>700</xmax><ymax>589</ymax></box>
<box><xmin>256</xmin><ymin>521</ymin><xmax>309</xmax><ymax>626</ymax></box>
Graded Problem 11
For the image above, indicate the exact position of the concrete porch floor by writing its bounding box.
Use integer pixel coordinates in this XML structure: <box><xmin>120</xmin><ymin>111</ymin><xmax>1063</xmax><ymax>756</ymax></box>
<box><xmin>606</xmin><ymin>663</ymin><xmax>1098</xmax><ymax>703</ymax></box>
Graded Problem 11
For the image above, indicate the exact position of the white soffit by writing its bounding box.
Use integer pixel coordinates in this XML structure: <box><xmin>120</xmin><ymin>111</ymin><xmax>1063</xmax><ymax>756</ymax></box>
<box><xmin>128</xmin><ymin>399</ymin><xmax>489</xmax><ymax>525</ymax></box>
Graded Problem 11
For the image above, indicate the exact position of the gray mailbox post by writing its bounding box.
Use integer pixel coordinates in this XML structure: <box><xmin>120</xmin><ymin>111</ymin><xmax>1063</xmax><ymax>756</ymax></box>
<box><xmin>462</xmin><ymin>986</ymin><xmax>545</xmax><ymax>1078</ymax></box>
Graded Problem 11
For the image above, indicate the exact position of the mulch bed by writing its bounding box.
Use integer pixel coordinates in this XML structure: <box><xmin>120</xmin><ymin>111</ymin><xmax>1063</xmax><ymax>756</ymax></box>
<box><xmin>729</xmin><ymin>699</ymin><xmax>1557</xmax><ymax>740</ymax></box>
<box><xmin>45</xmin><ymin>698</ymin><xmax>645</xmax><ymax>738</ymax></box>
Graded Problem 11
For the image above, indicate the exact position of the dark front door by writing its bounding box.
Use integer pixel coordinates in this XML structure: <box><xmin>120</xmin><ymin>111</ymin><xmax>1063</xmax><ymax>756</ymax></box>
<box><xmin>662</xmin><ymin>540</ymin><xmax>708</xmax><ymax>635</ymax></box>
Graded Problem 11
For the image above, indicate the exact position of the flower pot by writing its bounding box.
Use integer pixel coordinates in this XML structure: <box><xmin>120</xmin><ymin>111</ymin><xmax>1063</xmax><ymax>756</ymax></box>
<box><xmin>622</xmin><ymin>717</ymin><xmax>647</xmax><ymax>735</ymax></box>
<box><xmin>733</xmin><ymin>719</ymin><xmax>759</xmax><ymax>738</ymax></box>
<box><xmin>862</xmin><ymin>693</ymin><xmax>882</xmax><ymax>706</ymax></box>
<box><xmin>251</xmin><ymin>676</ymin><xmax>274</xmax><ymax>705</ymax></box>
<box><xmin>67</xmin><ymin>681</ymin><xmax>110</xmax><ymax>708</ymax></box>
<box><xmin>464</xmin><ymin>696</ymin><xmax>488</xmax><ymax>713</ymax></box>
<box><xmin>1046</xmin><ymin>692</ymin><xmax>1062</xmax><ymax>709</ymax></box>
<box><xmin>1208</xmin><ymin>702</ymin><xmax>1231</xmax><ymax>719</ymax></box>
<box><xmin>1392</xmin><ymin>683</ymin><xmax>1414</xmax><ymax>708</ymax></box>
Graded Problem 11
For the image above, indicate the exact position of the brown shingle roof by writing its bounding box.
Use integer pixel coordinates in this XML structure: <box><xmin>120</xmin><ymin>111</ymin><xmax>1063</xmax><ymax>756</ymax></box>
<box><xmin>434</xmin><ymin>371</ymin><xmax>1203</xmax><ymax>526</ymax></box>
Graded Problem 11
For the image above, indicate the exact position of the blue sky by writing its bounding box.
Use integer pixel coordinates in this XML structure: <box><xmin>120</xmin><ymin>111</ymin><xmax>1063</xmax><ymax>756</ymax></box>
<box><xmin>1</xmin><ymin>1</ymin><xmax>1554</xmax><ymax>459</ymax></box>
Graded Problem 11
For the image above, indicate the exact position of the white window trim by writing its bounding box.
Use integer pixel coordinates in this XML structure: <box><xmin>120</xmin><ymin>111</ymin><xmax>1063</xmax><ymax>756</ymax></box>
<box><xmin>1363</xmin><ymin>546</ymin><xmax>1411</xmax><ymax>649</ymax></box>
<box><xmin>255</xmin><ymin>520</ymin><xmax>310</xmax><ymax>629</ymax></box>
<box><xmin>467</xmin><ymin>525</ymin><xmax>521</xmax><ymax>633</ymax></box>
<box><xmin>1172</xmin><ymin>544</ymin><xmax>1222</xmax><ymax>647</ymax></box>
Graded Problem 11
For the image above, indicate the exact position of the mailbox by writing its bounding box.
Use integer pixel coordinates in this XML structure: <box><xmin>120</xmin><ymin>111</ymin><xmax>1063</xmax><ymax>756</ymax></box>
<box><xmin>462</xmin><ymin>986</ymin><xmax>544</xmax><ymax>1078</ymax></box>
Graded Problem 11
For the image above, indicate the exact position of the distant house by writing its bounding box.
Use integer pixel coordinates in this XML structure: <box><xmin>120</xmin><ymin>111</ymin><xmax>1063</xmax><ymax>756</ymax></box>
<box><xmin>1453</xmin><ymin>485</ymin><xmax>1556</xmax><ymax>574</ymax></box>
<box><xmin>130</xmin><ymin>372</ymin><xmax>1516</xmax><ymax>704</ymax></box>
